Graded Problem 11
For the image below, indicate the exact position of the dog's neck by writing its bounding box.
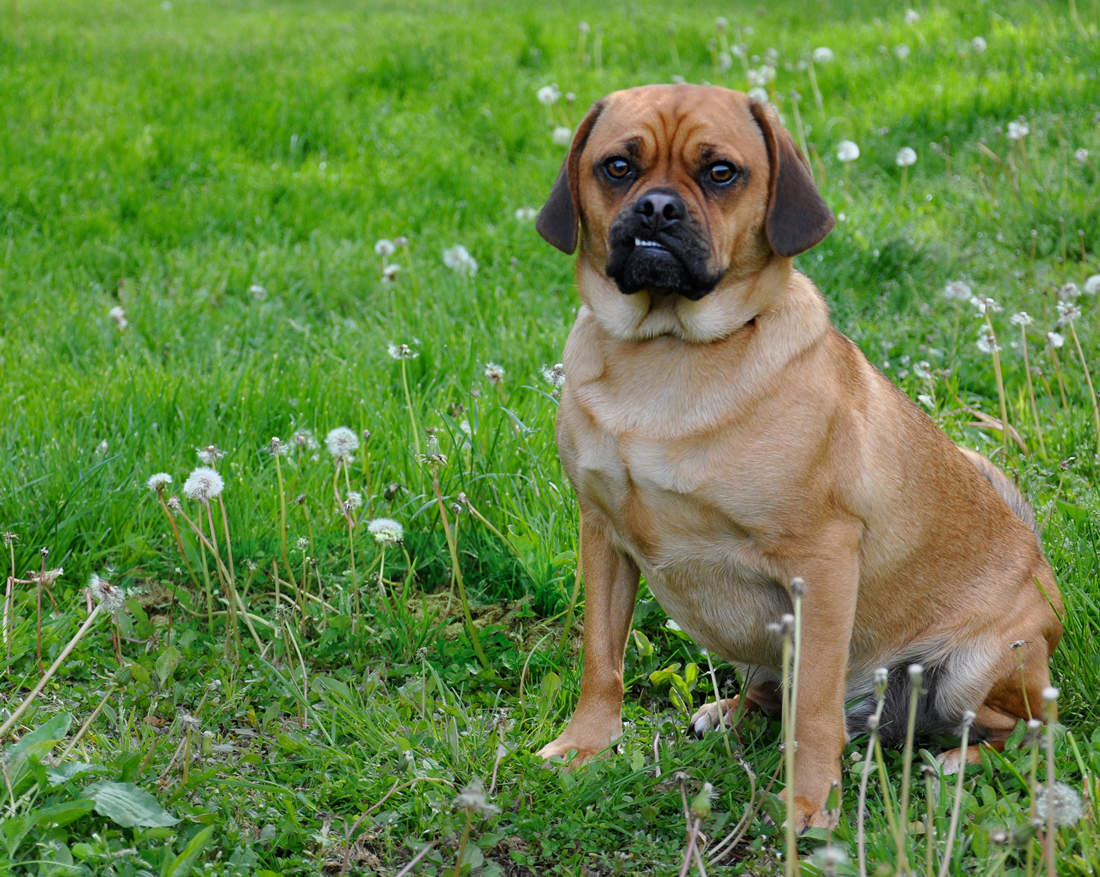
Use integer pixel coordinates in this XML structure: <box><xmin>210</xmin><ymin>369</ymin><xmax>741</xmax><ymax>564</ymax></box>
<box><xmin>576</xmin><ymin>254</ymin><xmax>816</xmax><ymax>344</ymax></box>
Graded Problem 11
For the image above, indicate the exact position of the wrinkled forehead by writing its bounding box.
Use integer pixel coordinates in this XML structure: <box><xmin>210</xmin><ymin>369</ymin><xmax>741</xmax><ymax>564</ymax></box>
<box><xmin>583</xmin><ymin>85</ymin><xmax>768</xmax><ymax>167</ymax></box>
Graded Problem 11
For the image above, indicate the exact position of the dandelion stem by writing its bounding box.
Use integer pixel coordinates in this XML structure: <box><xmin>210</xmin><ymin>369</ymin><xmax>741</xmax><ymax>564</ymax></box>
<box><xmin>986</xmin><ymin>316</ymin><xmax>1011</xmax><ymax>458</ymax></box>
<box><xmin>400</xmin><ymin>358</ymin><xmax>422</xmax><ymax>460</ymax></box>
<box><xmin>275</xmin><ymin>454</ymin><xmax>297</xmax><ymax>593</ymax></box>
<box><xmin>780</xmin><ymin>615</ymin><xmax>800</xmax><ymax>877</ymax></box>
<box><xmin>1044</xmin><ymin>693</ymin><xmax>1058</xmax><ymax>877</ymax></box>
<box><xmin>0</xmin><ymin>602</ymin><xmax>105</xmax><ymax>740</ymax></box>
<box><xmin>432</xmin><ymin>469</ymin><xmax>489</xmax><ymax>670</ymax></box>
<box><xmin>156</xmin><ymin>493</ymin><xmax>200</xmax><ymax>589</ymax></box>
<box><xmin>896</xmin><ymin>667</ymin><xmax>923</xmax><ymax>872</ymax></box>
<box><xmin>936</xmin><ymin>715</ymin><xmax>974</xmax><ymax>877</ymax></box>
<box><xmin>1020</xmin><ymin>326</ymin><xmax>1048</xmax><ymax>459</ymax></box>
<box><xmin>1068</xmin><ymin>323</ymin><xmax>1100</xmax><ymax>458</ymax></box>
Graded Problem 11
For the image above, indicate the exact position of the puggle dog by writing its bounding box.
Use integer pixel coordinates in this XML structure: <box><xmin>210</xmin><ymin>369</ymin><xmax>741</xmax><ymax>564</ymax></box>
<box><xmin>534</xmin><ymin>84</ymin><xmax>1062</xmax><ymax>829</ymax></box>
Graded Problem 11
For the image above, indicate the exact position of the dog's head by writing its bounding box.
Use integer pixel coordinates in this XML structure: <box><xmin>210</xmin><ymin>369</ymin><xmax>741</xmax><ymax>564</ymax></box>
<box><xmin>537</xmin><ymin>85</ymin><xmax>834</xmax><ymax>341</ymax></box>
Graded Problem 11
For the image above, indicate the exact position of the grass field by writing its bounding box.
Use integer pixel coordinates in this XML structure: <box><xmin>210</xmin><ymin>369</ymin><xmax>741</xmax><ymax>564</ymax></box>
<box><xmin>2</xmin><ymin>0</ymin><xmax>1100</xmax><ymax>873</ymax></box>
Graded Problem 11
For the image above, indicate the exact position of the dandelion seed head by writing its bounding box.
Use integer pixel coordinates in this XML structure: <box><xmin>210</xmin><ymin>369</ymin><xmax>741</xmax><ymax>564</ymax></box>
<box><xmin>812</xmin><ymin>47</ymin><xmax>834</xmax><ymax>64</ymax></box>
<box><xmin>895</xmin><ymin>147</ymin><xmax>917</xmax><ymax>167</ymax></box>
<box><xmin>325</xmin><ymin>426</ymin><xmax>359</xmax><ymax>461</ymax></box>
<box><xmin>747</xmin><ymin>87</ymin><xmax>770</xmax><ymax>104</ymax></box>
<box><xmin>89</xmin><ymin>573</ymin><xmax>126</xmax><ymax>614</ymax></box>
<box><xmin>266</xmin><ymin>437</ymin><xmax>287</xmax><ymax>457</ymax></box>
<box><xmin>374</xmin><ymin>239</ymin><xmax>396</xmax><ymax>257</ymax></box>
<box><xmin>293</xmin><ymin>429</ymin><xmax>319</xmax><ymax>450</ymax></box>
<box><xmin>969</xmin><ymin>293</ymin><xmax>1001</xmax><ymax>316</ymax></box>
<box><xmin>453</xmin><ymin>779</ymin><xmax>500</xmax><ymax>816</ymax></box>
<box><xmin>971</xmin><ymin>36</ymin><xmax>987</xmax><ymax>53</ymax></box>
<box><xmin>836</xmin><ymin>140</ymin><xmax>860</xmax><ymax>162</ymax></box>
<box><xmin>976</xmin><ymin>326</ymin><xmax>1000</xmax><ymax>354</ymax></box>
<box><xmin>1035</xmin><ymin>782</ymin><xmax>1084</xmax><ymax>826</ymax></box>
<box><xmin>109</xmin><ymin>305</ymin><xmax>128</xmax><ymax>330</ymax></box>
<box><xmin>344</xmin><ymin>491</ymin><xmax>363</xmax><ymax>510</ymax></box>
<box><xmin>442</xmin><ymin>244</ymin><xmax>478</xmax><ymax>275</ymax></box>
<box><xmin>368</xmin><ymin>518</ymin><xmax>404</xmax><ymax>544</ymax></box>
<box><xmin>1007</xmin><ymin>119</ymin><xmax>1029</xmax><ymax>140</ymax></box>
<box><xmin>552</xmin><ymin>126</ymin><xmax>573</xmax><ymax>146</ymax></box>
<box><xmin>183</xmin><ymin>466</ymin><xmax>225</xmax><ymax>501</ymax></box>
<box><xmin>917</xmin><ymin>393</ymin><xmax>934</xmax><ymax>408</ymax></box>
<box><xmin>578</xmin><ymin>20</ymin><xmax>590</xmax><ymax>34</ymax></box>
<box><xmin>1060</xmin><ymin>282</ymin><xmax>1081</xmax><ymax>300</ymax></box>
<box><xmin>894</xmin><ymin>44</ymin><xmax>911</xmax><ymax>60</ymax></box>
<box><xmin>943</xmin><ymin>280</ymin><xmax>972</xmax><ymax>301</ymax></box>
<box><xmin>814</xmin><ymin>845</ymin><xmax>850</xmax><ymax>869</ymax></box>
<box><xmin>248</xmin><ymin>284</ymin><xmax>268</xmax><ymax>300</ymax></box>
<box><xmin>1011</xmin><ymin>311</ymin><xmax>1033</xmax><ymax>327</ymax></box>
<box><xmin>715</xmin><ymin>16</ymin><xmax>728</xmax><ymax>31</ymax></box>
<box><xmin>196</xmin><ymin>445</ymin><xmax>225</xmax><ymax>466</ymax></box>
<box><xmin>537</xmin><ymin>84</ymin><xmax>561</xmax><ymax>106</ymax></box>
<box><xmin>1047</xmin><ymin>331</ymin><xmax>1065</xmax><ymax>348</ymax></box>
<box><xmin>1057</xmin><ymin>301</ymin><xmax>1081</xmax><ymax>325</ymax></box>
<box><xmin>961</xmin><ymin>709</ymin><xmax>977</xmax><ymax>727</ymax></box>
<box><xmin>484</xmin><ymin>362</ymin><xmax>506</xmax><ymax>385</ymax></box>
<box><xmin>387</xmin><ymin>342</ymin><xmax>419</xmax><ymax>360</ymax></box>
<box><xmin>381</xmin><ymin>264</ymin><xmax>401</xmax><ymax>282</ymax></box>
<box><xmin>539</xmin><ymin>362</ymin><xmax>566</xmax><ymax>390</ymax></box>
<box><xmin>1042</xmin><ymin>686</ymin><xmax>1059</xmax><ymax>703</ymax></box>
<box><xmin>146</xmin><ymin>473</ymin><xmax>172</xmax><ymax>492</ymax></box>
<box><xmin>1076</xmin><ymin>148</ymin><xmax>1090</xmax><ymax>164</ymax></box>
<box><xmin>1085</xmin><ymin>274</ymin><xmax>1100</xmax><ymax>295</ymax></box>
<box><xmin>514</xmin><ymin>206</ymin><xmax>537</xmax><ymax>221</ymax></box>
<box><xmin>904</xmin><ymin>9</ymin><xmax>920</xmax><ymax>23</ymax></box>
<box><xmin>167</xmin><ymin>495</ymin><xmax>182</xmax><ymax>512</ymax></box>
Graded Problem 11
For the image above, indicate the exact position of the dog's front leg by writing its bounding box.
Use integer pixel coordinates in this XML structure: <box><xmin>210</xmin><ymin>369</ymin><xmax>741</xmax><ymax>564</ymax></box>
<box><xmin>784</xmin><ymin>525</ymin><xmax>861</xmax><ymax>831</ymax></box>
<box><xmin>537</xmin><ymin>512</ymin><xmax>640</xmax><ymax>764</ymax></box>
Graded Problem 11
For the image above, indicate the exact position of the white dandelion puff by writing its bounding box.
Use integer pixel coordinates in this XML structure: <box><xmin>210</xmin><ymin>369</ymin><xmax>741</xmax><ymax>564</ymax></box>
<box><xmin>387</xmin><ymin>342</ymin><xmax>419</xmax><ymax>360</ymax></box>
<box><xmin>971</xmin><ymin>36</ymin><xmax>987</xmax><ymax>53</ymax></box>
<box><xmin>183</xmin><ymin>466</ymin><xmax>225</xmax><ymax>501</ymax></box>
<box><xmin>1035</xmin><ymin>782</ymin><xmax>1084</xmax><ymax>827</ymax></box>
<box><xmin>552</xmin><ymin>126</ymin><xmax>573</xmax><ymax>146</ymax></box>
<box><xmin>904</xmin><ymin>9</ymin><xmax>920</xmax><ymax>23</ymax></box>
<box><xmin>976</xmin><ymin>326</ymin><xmax>1000</xmax><ymax>354</ymax></box>
<box><xmin>1047</xmin><ymin>331</ymin><xmax>1065</xmax><ymax>348</ymax></box>
<box><xmin>368</xmin><ymin>518</ymin><xmax>404</xmax><ymax>545</ymax></box>
<box><xmin>747</xmin><ymin>87</ymin><xmax>770</xmax><ymax>104</ymax></box>
<box><xmin>540</xmin><ymin>362</ymin><xmax>566</xmax><ymax>389</ymax></box>
<box><xmin>812</xmin><ymin>47</ymin><xmax>834</xmax><ymax>64</ymax></box>
<box><xmin>894</xmin><ymin>44</ymin><xmax>911</xmax><ymax>60</ymax></box>
<box><xmin>109</xmin><ymin>306</ymin><xmax>128</xmax><ymax>330</ymax></box>
<box><xmin>895</xmin><ymin>147</ymin><xmax>917</xmax><ymax>167</ymax></box>
<box><xmin>325</xmin><ymin>427</ymin><xmax>359</xmax><ymax>461</ymax></box>
<box><xmin>514</xmin><ymin>207</ymin><xmax>537</xmax><ymax>221</ymax></box>
<box><xmin>537</xmin><ymin>84</ymin><xmax>561</xmax><ymax>106</ymax></box>
<box><xmin>484</xmin><ymin>363</ymin><xmax>506</xmax><ymax>385</ymax></box>
<box><xmin>836</xmin><ymin>140</ymin><xmax>860</xmax><ymax>162</ymax></box>
<box><xmin>146</xmin><ymin>473</ymin><xmax>173</xmax><ymax>492</ymax></box>
<box><xmin>293</xmin><ymin>429</ymin><xmax>319</xmax><ymax>450</ymax></box>
<box><xmin>1085</xmin><ymin>274</ymin><xmax>1100</xmax><ymax>295</ymax></box>
<box><xmin>248</xmin><ymin>284</ymin><xmax>268</xmax><ymax>300</ymax></box>
<box><xmin>1057</xmin><ymin>300</ymin><xmax>1081</xmax><ymax>325</ymax></box>
<box><xmin>196</xmin><ymin>445</ymin><xmax>226</xmax><ymax>466</ymax></box>
<box><xmin>1007</xmin><ymin>119</ymin><xmax>1029</xmax><ymax>140</ymax></box>
<box><xmin>88</xmin><ymin>573</ymin><xmax>126</xmax><ymax>614</ymax></box>
<box><xmin>374</xmin><ymin>239</ymin><xmax>396</xmax><ymax>257</ymax></box>
<box><xmin>1075</xmin><ymin>148</ymin><xmax>1090</xmax><ymax>164</ymax></box>
<box><xmin>442</xmin><ymin>244</ymin><xmax>478</xmax><ymax>275</ymax></box>
<box><xmin>381</xmin><ymin>264</ymin><xmax>401</xmax><ymax>282</ymax></box>
<box><xmin>969</xmin><ymin>294</ymin><xmax>1002</xmax><ymax>316</ymax></box>
<box><xmin>1011</xmin><ymin>311</ymin><xmax>1033</xmax><ymax>326</ymax></box>
<box><xmin>943</xmin><ymin>280</ymin><xmax>972</xmax><ymax>301</ymax></box>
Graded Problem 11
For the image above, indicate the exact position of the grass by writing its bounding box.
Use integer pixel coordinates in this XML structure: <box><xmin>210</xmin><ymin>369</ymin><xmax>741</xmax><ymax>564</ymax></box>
<box><xmin>2</xmin><ymin>0</ymin><xmax>1100</xmax><ymax>873</ymax></box>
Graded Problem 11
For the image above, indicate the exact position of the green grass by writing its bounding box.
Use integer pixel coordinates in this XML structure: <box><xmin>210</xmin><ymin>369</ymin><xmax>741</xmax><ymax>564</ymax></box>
<box><xmin>2</xmin><ymin>0</ymin><xmax>1100</xmax><ymax>873</ymax></box>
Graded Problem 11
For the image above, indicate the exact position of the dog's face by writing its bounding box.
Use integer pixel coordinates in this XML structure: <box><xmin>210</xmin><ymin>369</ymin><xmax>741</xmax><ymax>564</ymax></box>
<box><xmin>538</xmin><ymin>85</ymin><xmax>835</xmax><ymax>341</ymax></box>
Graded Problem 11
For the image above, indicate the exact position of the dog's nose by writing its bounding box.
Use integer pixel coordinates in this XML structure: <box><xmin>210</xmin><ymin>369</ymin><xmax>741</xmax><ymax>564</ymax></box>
<box><xmin>635</xmin><ymin>190</ymin><xmax>685</xmax><ymax>229</ymax></box>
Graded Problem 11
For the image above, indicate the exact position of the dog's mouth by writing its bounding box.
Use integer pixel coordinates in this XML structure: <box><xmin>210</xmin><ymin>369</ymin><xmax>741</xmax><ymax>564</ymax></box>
<box><xmin>604</xmin><ymin>217</ymin><xmax>721</xmax><ymax>301</ymax></box>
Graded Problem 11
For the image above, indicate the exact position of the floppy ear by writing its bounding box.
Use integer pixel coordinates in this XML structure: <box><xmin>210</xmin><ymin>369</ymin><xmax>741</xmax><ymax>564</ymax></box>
<box><xmin>536</xmin><ymin>99</ymin><xmax>605</xmax><ymax>255</ymax></box>
<box><xmin>749</xmin><ymin>100</ymin><xmax>835</xmax><ymax>258</ymax></box>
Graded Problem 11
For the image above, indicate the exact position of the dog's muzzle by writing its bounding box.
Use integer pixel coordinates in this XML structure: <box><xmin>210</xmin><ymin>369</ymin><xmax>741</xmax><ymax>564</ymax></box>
<box><xmin>603</xmin><ymin>188</ymin><xmax>721</xmax><ymax>301</ymax></box>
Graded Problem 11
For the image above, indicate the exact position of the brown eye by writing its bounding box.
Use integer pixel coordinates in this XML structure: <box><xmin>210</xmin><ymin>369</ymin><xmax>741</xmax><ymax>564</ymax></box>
<box><xmin>709</xmin><ymin>162</ymin><xmax>737</xmax><ymax>184</ymax></box>
<box><xmin>604</xmin><ymin>157</ymin><xmax>632</xmax><ymax>179</ymax></box>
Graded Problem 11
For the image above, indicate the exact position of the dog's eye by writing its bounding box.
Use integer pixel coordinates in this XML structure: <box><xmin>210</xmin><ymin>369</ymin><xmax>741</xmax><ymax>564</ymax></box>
<box><xmin>604</xmin><ymin>157</ymin><xmax>632</xmax><ymax>180</ymax></box>
<box><xmin>708</xmin><ymin>163</ymin><xmax>738</xmax><ymax>184</ymax></box>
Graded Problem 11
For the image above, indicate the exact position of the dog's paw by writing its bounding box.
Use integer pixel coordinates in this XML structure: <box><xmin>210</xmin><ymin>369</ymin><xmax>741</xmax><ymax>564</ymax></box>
<box><xmin>689</xmin><ymin>697</ymin><xmax>747</xmax><ymax>738</ymax></box>
<box><xmin>536</xmin><ymin>731</ymin><xmax>617</xmax><ymax>768</ymax></box>
<box><xmin>791</xmin><ymin>797</ymin><xmax>833</xmax><ymax>834</ymax></box>
<box><xmin>936</xmin><ymin>743</ymin><xmax>986</xmax><ymax>775</ymax></box>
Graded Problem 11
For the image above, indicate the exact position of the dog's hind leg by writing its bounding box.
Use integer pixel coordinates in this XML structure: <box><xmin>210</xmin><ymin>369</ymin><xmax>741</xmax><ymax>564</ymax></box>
<box><xmin>690</xmin><ymin>677</ymin><xmax>781</xmax><ymax>736</ymax></box>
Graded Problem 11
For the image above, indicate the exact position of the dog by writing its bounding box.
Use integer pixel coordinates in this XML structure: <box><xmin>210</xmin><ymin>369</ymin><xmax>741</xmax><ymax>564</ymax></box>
<box><xmin>533</xmin><ymin>84</ymin><xmax>1062</xmax><ymax>830</ymax></box>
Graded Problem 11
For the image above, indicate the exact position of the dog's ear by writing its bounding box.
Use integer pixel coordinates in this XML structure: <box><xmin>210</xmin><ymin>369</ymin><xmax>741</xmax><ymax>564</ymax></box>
<box><xmin>749</xmin><ymin>100</ymin><xmax>835</xmax><ymax>258</ymax></box>
<box><xmin>536</xmin><ymin>99</ymin><xmax>605</xmax><ymax>255</ymax></box>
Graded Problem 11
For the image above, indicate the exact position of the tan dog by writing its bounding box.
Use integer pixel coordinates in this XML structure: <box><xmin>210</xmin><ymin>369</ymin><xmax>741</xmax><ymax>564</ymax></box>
<box><xmin>534</xmin><ymin>84</ymin><xmax>1062</xmax><ymax>829</ymax></box>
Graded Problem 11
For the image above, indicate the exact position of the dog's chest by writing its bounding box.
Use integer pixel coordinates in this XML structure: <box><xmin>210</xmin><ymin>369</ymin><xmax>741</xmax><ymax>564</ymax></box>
<box><xmin>559</xmin><ymin>381</ymin><xmax>791</xmax><ymax>664</ymax></box>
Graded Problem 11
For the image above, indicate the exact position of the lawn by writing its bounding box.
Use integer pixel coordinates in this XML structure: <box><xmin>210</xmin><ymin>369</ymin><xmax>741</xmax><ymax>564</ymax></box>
<box><xmin>2</xmin><ymin>0</ymin><xmax>1100</xmax><ymax>873</ymax></box>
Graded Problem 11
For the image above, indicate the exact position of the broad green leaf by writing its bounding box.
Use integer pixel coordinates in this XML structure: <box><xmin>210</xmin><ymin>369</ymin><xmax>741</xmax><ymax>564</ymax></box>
<box><xmin>86</xmin><ymin>781</ymin><xmax>179</xmax><ymax>828</ymax></box>
<box><xmin>33</xmin><ymin>799</ymin><xmax>96</xmax><ymax>829</ymax></box>
<box><xmin>1056</xmin><ymin>499</ymin><xmax>1088</xmax><ymax>523</ymax></box>
<box><xmin>156</xmin><ymin>646</ymin><xmax>181</xmax><ymax>688</ymax></box>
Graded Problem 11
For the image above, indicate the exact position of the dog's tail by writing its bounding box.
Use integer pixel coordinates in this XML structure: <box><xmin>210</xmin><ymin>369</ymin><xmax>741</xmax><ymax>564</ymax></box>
<box><xmin>959</xmin><ymin>447</ymin><xmax>1038</xmax><ymax>535</ymax></box>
